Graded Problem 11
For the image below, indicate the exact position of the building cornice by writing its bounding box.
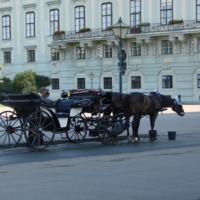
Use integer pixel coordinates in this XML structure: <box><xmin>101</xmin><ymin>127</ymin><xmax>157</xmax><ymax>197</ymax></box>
<box><xmin>46</xmin><ymin>0</ymin><xmax>61</xmax><ymax>5</ymax></box>
<box><xmin>0</xmin><ymin>6</ymin><xmax>12</xmax><ymax>11</ymax></box>
<box><xmin>23</xmin><ymin>3</ymin><xmax>37</xmax><ymax>8</ymax></box>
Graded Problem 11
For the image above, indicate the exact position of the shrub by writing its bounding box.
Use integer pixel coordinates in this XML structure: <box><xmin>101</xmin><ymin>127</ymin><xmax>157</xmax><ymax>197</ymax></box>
<box><xmin>168</xmin><ymin>19</ymin><xmax>183</xmax><ymax>25</ymax></box>
<box><xmin>79</xmin><ymin>28</ymin><xmax>91</xmax><ymax>33</ymax></box>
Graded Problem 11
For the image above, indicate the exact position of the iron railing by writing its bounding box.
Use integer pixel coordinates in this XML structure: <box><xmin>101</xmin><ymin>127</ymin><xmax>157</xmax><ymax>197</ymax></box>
<box><xmin>53</xmin><ymin>20</ymin><xmax>200</xmax><ymax>41</ymax></box>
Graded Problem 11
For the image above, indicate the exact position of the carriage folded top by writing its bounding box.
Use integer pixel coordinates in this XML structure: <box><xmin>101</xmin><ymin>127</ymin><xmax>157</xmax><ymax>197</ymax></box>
<box><xmin>2</xmin><ymin>92</ymin><xmax>41</xmax><ymax>107</ymax></box>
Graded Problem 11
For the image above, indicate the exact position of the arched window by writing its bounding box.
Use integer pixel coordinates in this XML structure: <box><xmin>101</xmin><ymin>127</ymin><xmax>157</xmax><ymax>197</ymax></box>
<box><xmin>50</xmin><ymin>9</ymin><xmax>59</xmax><ymax>35</ymax></box>
<box><xmin>26</xmin><ymin>12</ymin><xmax>35</xmax><ymax>37</ymax></box>
<box><xmin>75</xmin><ymin>6</ymin><xmax>85</xmax><ymax>32</ymax></box>
<box><xmin>2</xmin><ymin>15</ymin><xmax>11</xmax><ymax>39</ymax></box>
<box><xmin>101</xmin><ymin>3</ymin><xmax>112</xmax><ymax>30</ymax></box>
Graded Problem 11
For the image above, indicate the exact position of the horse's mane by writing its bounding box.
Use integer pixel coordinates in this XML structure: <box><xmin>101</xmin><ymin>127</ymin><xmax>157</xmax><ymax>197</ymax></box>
<box><xmin>160</xmin><ymin>94</ymin><xmax>175</xmax><ymax>107</ymax></box>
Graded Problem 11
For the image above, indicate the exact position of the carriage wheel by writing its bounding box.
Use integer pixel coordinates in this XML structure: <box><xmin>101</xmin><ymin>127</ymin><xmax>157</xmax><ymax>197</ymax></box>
<box><xmin>0</xmin><ymin>111</ymin><xmax>23</xmax><ymax>148</ymax></box>
<box><xmin>82</xmin><ymin>113</ymin><xmax>99</xmax><ymax>137</ymax></box>
<box><xmin>24</xmin><ymin>110</ymin><xmax>55</xmax><ymax>150</ymax></box>
<box><xmin>66</xmin><ymin>115</ymin><xmax>87</xmax><ymax>143</ymax></box>
<box><xmin>98</xmin><ymin>115</ymin><xmax>118</xmax><ymax>145</ymax></box>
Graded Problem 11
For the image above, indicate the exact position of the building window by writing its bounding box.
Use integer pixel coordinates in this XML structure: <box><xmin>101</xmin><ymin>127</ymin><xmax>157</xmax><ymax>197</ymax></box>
<box><xmin>197</xmin><ymin>0</ymin><xmax>200</xmax><ymax>21</ymax></box>
<box><xmin>2</xmin><ymin>15</ymin><xmax>11</xmax><ymax>39</ymax></box>
<box><xmin>52</xmin><ymin>78</ymin><xmax>59</xmax><ymax>90</ymax></box>
<box><xmin>162</xmin><ymin>75</ymin><xmax>173</xmax><ymax>88</ymax></box>
<box><xmin>160</xmin><ymin>0</ymin><xmax>173</xmax><ymax>25</ymax></box>
<box><xmin>51</xmin><ymin>48</ymin><xmax>59</xmax><ymax>60</ymax></box>
<box><xmin>131</xmin><ymin>42</ymin><xmax>141</xmax><ymax>56</ymax></box>
<box><xmin>162</xmin><ymin>40</ymin><xmax>173</xmax><ymax>54</ymax></box>
<box><xmin>197</xmin><ymin>74</ymin><xmax>200</xmax><ymax>88</ymax></box>
<box><xmin>4</xmin><ymin>52</ymin><xmax>11</xmax><ymax>63</ymax></box>
<box><xmin>75</xmin><ymin>6</ymin><xmax>85</xmax><ymax>32</ymax></box>
<box><xmin>131</xmin><ymin>76</ymin><xmax>141</xmax><ymax>88</ymax></box>
<box><xmin>103</xmin><ymin>45</ymin><xmax>112</xmax><ymax>58</ymax></box>
<box><xmin>104</xmin><ymin>77</ymin><xmax>112</xmax><ymax>89</ymax></box>
<box><xmin>130</xmin><ymin>0</ymin><xmax>141</xmax><ymax>28</ymax></box>
<box><xmin>102</xmin><ymin>3</ymin><xmax>112</xmax><ymax>30</ymax></box>
<box><xmin>26</xmin><ymin>12</ymin><xmax>35</xmax><ymax>37</ymax></box>
<box><xmin>198</xmin><ymin>38</ymin><xmax>200</xmax><ymax>52</ymax></box>
<box><xmin>77</xmin><ymin>78</ymin><xmax>85</xmax><ymax>89</ymax></box>
<box><xmin>50</xmin><ymin>9</ymin><xmax>59</xmax><ymax>35</ymax></box>
<box><xmin>76</xmin><ymin>47</ymin><xmax>85</xmax><ymax>59</ymax></box>
<box><xmin>27</xmin><ymin>50</ymin><xmax>35</xmax><ymax>62</ymax></box>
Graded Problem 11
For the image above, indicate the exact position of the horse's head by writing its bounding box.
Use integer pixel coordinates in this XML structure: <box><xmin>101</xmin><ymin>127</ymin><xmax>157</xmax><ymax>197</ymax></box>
<box><xmin>172</xmin><ymin>95</ymin><xmax>185</xmax><ymax>116</ymax></box>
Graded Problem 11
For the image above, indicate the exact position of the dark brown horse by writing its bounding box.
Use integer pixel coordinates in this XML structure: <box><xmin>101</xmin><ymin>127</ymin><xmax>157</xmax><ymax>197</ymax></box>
<box><xmin>122</xmin><ymin>92</ymin><xmax>185</xmax><ymax>142</ymax></box>
<box><xmin>100</xmin><ymin>91</ymin><xmax>185</xmax><ymax>142</ymax></box>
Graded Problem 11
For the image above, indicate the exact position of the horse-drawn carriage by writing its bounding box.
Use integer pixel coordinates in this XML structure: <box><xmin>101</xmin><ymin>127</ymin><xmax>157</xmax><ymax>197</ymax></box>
<box><xmin>0</xmin><ymin>89</ymin><xmax>185</xmax><ymax>150</ymax></box>
<box><xmin>0</xmin><ymin>89</ymin><xmax>125</xmax><ymax>150</ymax></box>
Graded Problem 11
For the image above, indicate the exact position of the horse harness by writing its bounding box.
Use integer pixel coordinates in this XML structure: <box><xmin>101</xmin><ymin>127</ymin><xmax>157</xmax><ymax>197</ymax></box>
<box><xmin>143</xmin><ymin>92</ymin><xmax>162</xmax><ymax>112</ymax></box>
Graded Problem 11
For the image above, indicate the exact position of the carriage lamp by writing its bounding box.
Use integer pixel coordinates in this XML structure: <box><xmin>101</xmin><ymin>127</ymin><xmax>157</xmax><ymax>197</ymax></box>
<box><xmin>89</xmin><ymin>72</ymin><xmax>94</xmax><ymax>89</ymax></box>
<box><xmin>110</xmin><ymin>17</ymin><xmax>129</xmax><ymax>93</ymax></box>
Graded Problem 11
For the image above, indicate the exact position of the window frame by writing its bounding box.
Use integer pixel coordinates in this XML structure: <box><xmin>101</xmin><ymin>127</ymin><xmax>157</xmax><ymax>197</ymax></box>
<box><xmin>160</xmin><ymin>0</ymin><xmax>173</xmax><ymax>25</ymax></box>
<box><xmin>75</xmin><ymin>6</ymin><xmax>85</xmax><ymax>32</ymax></box>
<box><xmin>103</xmin><ymin>45</ymin><xmax>112</xmax><ymax>58</ymax></box>
<box><xmin>130</xmin><ymin>0</ymin><xmax>141</xmax><ymax>28</ymax></box>
<box><xmin>131</xmin><ymin>42</ymin><xmax>141</xmax><ymax>56</ymax></box>
<box><xmin>197</xmin><ymin>0</ymin><xmax>200</xmax><ymax>22</ymax></box>
<box><xmin>197</xmin><ymin>74</ymin><xmax>200</xmax><ymax>88</ymax></box>
<box><xmin>52</xmin><ymin>78</ymin><xmax>59</xmax><ymax>90</ymax></box>
<box><xmin>50</xmin><ymin>9</ymin><xmax>59</xmax><ymax>35</ymax></box>
<box><xmin>76</xmin><ymin>46</ymin><xmax>85</xmax><ymax>59</ymax></box>
<box><xmin>198</xmin><ymin>38</ymin><xmax>200</xmax><ymax>52</ymax></box>
<box><xmin>4</xmin><ymin>51</ymin><xmax>11</xmax><ymax>63</ymax></box>
<box><xmin>131</xmin><ymin>76</ymin><xmax>141</xmax><ymax>89</ymax></box>
<box><xmin>162</xmin><ymin>40</ymin><xmax>173</xmax><ymax>55</ymax></box>
<box><xmin>77</xmin><ymin>78</ymin><xmax>85</xmax><ymax>89</ymax></box>
<box><xmin>51</xmin><ymin>48</ymin><xmax>59</xmax><ymax>61</ymax></box>
<box><xmin>27</xmin><ymin>50</ymin><xmax>35</xmax><ymax>62</ymax></box>
<box><xmin>2</xmin><ymin>15</ymin><xmax>11</xmax><ymax>40</ymax></box>
<box><xmin>26</xmin><ymin>12</ymin><xmax>35</xmax><ymax>37</ymax></box>
<box><xmin>162</xmin><ymin>75</ymin><xmax>173</xmax><ymax>88</ymax></box>
<box><xmin>104</xmin><ymin>77</ymin><xmax>112</xmax><ymax>89</ymax></box>
<box><xmin>101</xmin><ymin>3</ymin><xmax>112</xmax><ymax>30</ymax></box>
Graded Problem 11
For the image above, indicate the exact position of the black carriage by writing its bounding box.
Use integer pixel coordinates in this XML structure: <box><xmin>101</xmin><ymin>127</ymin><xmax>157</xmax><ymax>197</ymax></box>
<box><xmin>0</xmin><ymin>92</ymin><xmax>91</xmax><ymax>150</ymax></box>
<box><xmin>0</xmin><ymin>90</ymin><xmax>129</xmax><ymax>150</ymax></box>
<box><xmin>68</xmin><ymin>89</ymin><xmax>128</xmax><ymax>144</ymax></box>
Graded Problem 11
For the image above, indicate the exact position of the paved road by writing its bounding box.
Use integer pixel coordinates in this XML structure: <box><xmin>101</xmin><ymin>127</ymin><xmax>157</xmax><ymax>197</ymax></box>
<box><xmin>0</xmin><ymin>133</ymin><xmax>200</xmax><ymax>200</ymax></box>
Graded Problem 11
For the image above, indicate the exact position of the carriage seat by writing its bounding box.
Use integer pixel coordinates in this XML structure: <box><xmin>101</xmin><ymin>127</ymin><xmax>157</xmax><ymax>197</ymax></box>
<box><xmin>40</xmin><ymin>97</ymin><xmax>56</xmax><ymax>108</ymax></box>
<box><xmin>55</xmin><ymin>98</ymin><xmax>91</xmax><ymax>118</ymax></box>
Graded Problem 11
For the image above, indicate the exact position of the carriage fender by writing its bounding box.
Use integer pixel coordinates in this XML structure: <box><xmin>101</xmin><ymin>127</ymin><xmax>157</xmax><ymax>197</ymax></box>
<box><xmin>40</xmin><ymin>106</ymin><xmax>60</xmax><ymax>128</ymax></box>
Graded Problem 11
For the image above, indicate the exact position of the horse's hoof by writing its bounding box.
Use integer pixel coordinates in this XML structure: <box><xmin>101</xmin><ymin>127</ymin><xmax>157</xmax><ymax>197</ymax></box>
<box><xmin>134</xmin><ymin>137</ymin><xmax>139</xmax><ymax>142</ymax></box>
<box><xmin>127</xmin><ymin>136</ymin><xmax>132</xmax><ymax>142</ymax></box>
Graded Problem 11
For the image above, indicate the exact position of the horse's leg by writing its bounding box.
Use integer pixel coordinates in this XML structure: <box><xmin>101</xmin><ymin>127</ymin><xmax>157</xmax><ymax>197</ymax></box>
<box><xmin>132</xmin><ymin>115</ymin><xmax>140</xmax><ymax>142</ymax></box>
<box><xmin>149</xmin><ymin>112</ymin><xmax>158</xmax><ymax>141</ymax></box>
<box><xmin>125</xmin><ymin>115</ymin><xmax>132</xmax><ymax>142</ymax></box>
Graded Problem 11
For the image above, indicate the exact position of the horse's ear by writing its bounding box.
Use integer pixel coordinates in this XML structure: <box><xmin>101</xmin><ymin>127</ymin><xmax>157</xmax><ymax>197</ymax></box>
<box><xmin>154</xmin><ymin>89</ymin><xmax>162</xmax><ymax>95</ymax></box>
<box><xmin>175</xmin><ymin>95</ymin><xmax>181</xmax><ymax>105</ymax></box>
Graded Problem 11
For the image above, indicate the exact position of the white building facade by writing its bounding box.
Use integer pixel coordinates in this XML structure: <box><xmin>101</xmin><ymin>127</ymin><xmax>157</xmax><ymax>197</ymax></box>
<box><xmin>1</xmin><ymin>0</ymin><xmax>200</xmax><ymax>103</ymax></box>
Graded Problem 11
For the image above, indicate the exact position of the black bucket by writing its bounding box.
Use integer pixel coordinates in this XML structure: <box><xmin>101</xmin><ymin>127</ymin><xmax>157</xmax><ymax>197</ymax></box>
<box><xmin>149</xmin><ymin>130</ymin><xmax>157</xmax><ymax>140</ymax></box>
<box><xmin>168</xmin><ymin>131</ymin><xmax>176</xmax><ymax>140</ymax></box>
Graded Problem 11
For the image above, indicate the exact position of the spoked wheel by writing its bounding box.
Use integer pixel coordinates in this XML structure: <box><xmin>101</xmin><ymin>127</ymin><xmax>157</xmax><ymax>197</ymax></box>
<box><xmin>66</xmin><ymin>115</ymin><xmax>87</xmax><ymax>143</ymax></box>
<box><xmin>24</xmin><ymin>110</ymin><xmax>55</xmax><ymax>150</ymax></box>
<box><xmin>0</xmin><ymin>111</ymin><xmax>23</xmax><ymax>148</ymax></box>
<box><xmin>98</xmin><ymin>115</ymin><xmax>119</xmax><ymax>145</ymax></box>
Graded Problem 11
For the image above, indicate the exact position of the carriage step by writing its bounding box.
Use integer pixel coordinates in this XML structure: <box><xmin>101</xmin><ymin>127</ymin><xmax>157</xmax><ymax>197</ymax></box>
<box><xmin>89</xmin><ymin>129</ymin><xmax>98</xmax><ymax>137</ymax></box>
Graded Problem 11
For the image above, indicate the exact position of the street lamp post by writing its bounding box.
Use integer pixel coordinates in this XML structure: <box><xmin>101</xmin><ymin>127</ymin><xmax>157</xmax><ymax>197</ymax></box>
<box><xmin>110</xmin><ymin>17</ymin><xmax>129</xmax><ymax>93</ymax></box>
<box><xmin>89</xmin><ymin>72</ymin><xmax>94</xmax><ymax>89</ymax></box>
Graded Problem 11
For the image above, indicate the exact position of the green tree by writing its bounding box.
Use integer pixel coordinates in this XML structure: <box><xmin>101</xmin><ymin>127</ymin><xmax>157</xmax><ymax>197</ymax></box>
<box><xmin>35</xmin><ymin>74</ymin><xmax>51</xmax><ymax>91</ymax></box>
<box><xmin>12</xmin><ymin>70</ymin><xmax>37</xmax><ymax>93</ymax></box>
<box><xmin>0</xmin><ymin>77</ymin><xmax>14</xmax><ymax>93</ymax></box>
